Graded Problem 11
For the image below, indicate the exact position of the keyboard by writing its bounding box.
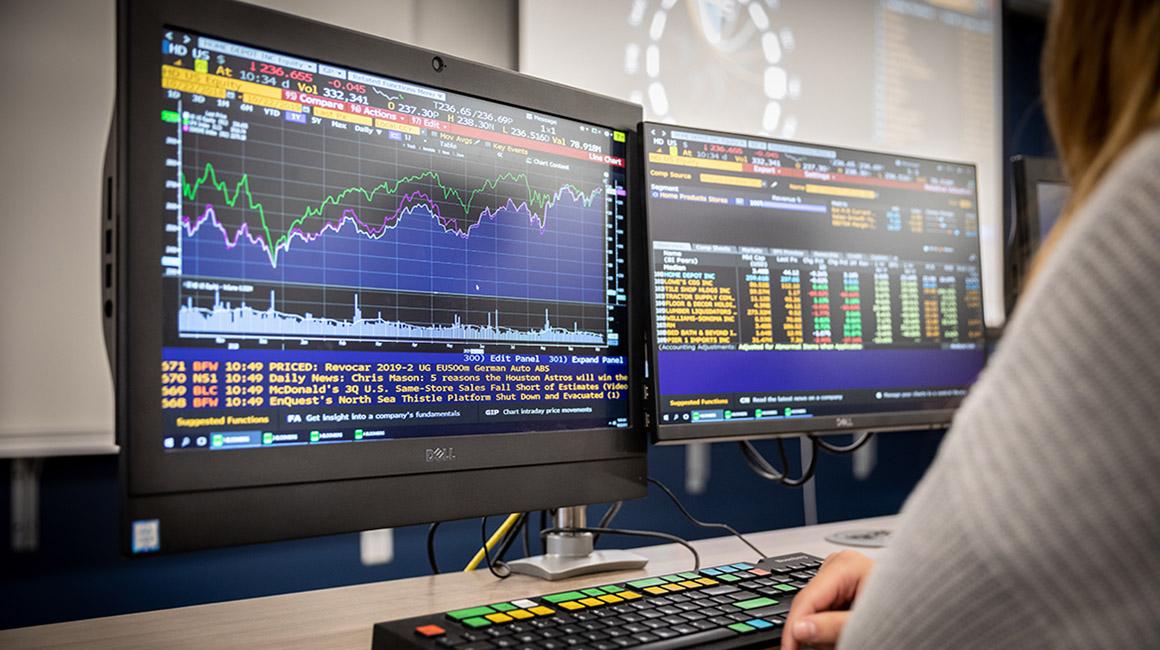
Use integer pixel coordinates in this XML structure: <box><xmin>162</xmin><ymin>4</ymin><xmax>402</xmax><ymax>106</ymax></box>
<box><xmin>372</xmin><ymin>552</ymin><xmax>822</xmax><ymax>649</ymax></box>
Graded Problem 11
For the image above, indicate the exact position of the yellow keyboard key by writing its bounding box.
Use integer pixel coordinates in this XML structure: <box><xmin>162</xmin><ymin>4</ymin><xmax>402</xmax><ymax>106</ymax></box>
<box><xmin>598</xmin><ymin>594</ymin><xmax>623</xmax><ymax>604</ymax></box>
<box><xmin>680</xmin><ymin>581</ymin><xmax>701</xmax><ymax>589</ymax></box>
<box><xmin>529</xmin><ymin>606</ymin><xmax>556</xmax><ymax>616</ymax></box>
<box><xmin>696</xmin><ymin>578</ymin><xmax>718</xmax><ymax>586</ymax></box>
<box><xmin>579</xmin><ymin>597</ymin><xmax>605</xmax><ymax>607</ymax></box>
<box><xmin>644</xmin><ymin>586</ymin><xmax>668</xmax><ymax>595</ymax></box>
<box><xmin>559</xmin><ymin>601</ymin><xmax>585</xmax><ymax>611</ymax></box>
<box><xmin>663</xmin><ymin>583</ymin><xmax>686</xmax><ymax>592</ymax></box>
<box><xmin>620</xmin><ymin>591</ymin><xmax>642</xmax><ymax>600</ymax></box>
<box><xmin>507</xmin><ymin>609</ymin><xmax>533</xmax><ymax>620</ymax></box>
<box><xmin>484</xmin><ymin>613</ymin><xmax>513</xmax><ymax>624</ymax></box>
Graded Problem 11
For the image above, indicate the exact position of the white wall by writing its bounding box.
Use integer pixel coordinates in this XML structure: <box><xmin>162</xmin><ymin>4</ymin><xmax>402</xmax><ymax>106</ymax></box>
<box><xmin>0</xmin><ymin>0</ymin><xmax>516</xmax><ymax>456</ymax></box>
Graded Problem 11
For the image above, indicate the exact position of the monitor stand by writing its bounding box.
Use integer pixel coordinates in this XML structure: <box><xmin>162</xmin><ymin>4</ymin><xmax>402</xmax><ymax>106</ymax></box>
<box><xmin>825</xmin><ymin>528</ymin><xmax>892</xmax><ymax>548</ymax></box>
<box><xmin>506</xmin><ymin>506</ymin><xmax>648</xmax><ymax>581</ymax></box>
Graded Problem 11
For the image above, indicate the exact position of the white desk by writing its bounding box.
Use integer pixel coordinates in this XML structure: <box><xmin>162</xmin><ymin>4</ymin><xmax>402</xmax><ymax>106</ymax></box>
<box><xmin>1</xmin><ymin>515</ymin><xmax>898</xmax><ymax>649</ymax></box>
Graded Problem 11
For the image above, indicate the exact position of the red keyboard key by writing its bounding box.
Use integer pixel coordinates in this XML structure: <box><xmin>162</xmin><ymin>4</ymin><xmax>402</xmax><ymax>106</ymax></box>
<box><xmin>415</xmin><ymin>624</ymin><xmax>445</xmax><ymax>637</ymax></box>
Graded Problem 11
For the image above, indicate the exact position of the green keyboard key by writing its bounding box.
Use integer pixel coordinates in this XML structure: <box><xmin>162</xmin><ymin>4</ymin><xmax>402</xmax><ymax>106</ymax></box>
<box><xmin>661</xmin><ymin>574</ymin><xmax>683</xmax><ymax>582</ymax></box>
<box><xmin>734</xmin><ymin>597</ymin><xmax>778</xmax><ymax>610</ymax></box>
<box><xmin>729</xmin><ymin>622</ymin><xmax>756</xmax><ymax>634</ymax></box>
<box><xmin>582</xmin><ymin>588</ymin><xmax>606</xmax><ymax>597</ymax></box>
<box><xmin>543</xmin><ymin>591</ymin><xmax>587</xmax><ymax>604</ymax></box>
<box><xmin>601</xmin><ymin>585</ymin><xmax>624</xmax><ymax>594</ymax></box>
<box><xmin>719</xmin><ymin>574</ymin><xmax>742</xmax><ymax>582</ymax></box>
<box><xmin>446</xmin><ymin>605</ymin><xmax>495</xmax><ymax>620</ymax></box>
<box><xmin>627</xmin><ymin>577</ymin><xmax>666</xmax><ymax>589</ymax></box>
<box><xmin>678</xmin><ymin>572</ymin><xmax>700</xmax><ymax>580</ymax></box>
<box><xmin>775</xmin><ymin>583</ymin><xmax>798</xmax><ymax>592</ymax></box>
<box><xmin>490</xmin><ymin>602</ymin><xmax>516</xmax><ymax>612</ymax></box>
<box><xmin>461</xmin><ymin>617</ymin><xmax>491</xmax><ymax>629</ymax></box>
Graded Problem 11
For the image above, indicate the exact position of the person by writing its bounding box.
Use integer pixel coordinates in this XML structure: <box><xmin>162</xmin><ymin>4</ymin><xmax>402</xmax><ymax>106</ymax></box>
<box><xmin>782</xmin><ymin>0</ymin><xmax>1160</xmax><ymax>647</ymax></box>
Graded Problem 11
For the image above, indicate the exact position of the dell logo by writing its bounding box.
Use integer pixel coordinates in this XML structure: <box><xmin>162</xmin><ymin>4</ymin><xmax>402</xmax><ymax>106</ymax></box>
<box><xmin>425</xmin><ymin>447</ymin><xmax>456</xmax><ymax>463</ymax></box>
<box><xmin>836</xmin><ymin>417</ymin><xmax>855</xmax><ymax>428</ymax></box>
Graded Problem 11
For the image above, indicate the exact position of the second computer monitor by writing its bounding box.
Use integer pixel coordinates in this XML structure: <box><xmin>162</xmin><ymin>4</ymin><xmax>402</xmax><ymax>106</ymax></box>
<box><xmin>643</xmin><ymin>123</ymin><xmax>986</xmax><ymax>442</ymax></box>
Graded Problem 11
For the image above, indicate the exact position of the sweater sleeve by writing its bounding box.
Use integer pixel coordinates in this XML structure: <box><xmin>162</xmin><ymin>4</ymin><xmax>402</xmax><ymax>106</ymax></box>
<box><xmin>837</xmin><ymin>130</ymin><xmax>1160</xmax><ymax>649</ymax></box>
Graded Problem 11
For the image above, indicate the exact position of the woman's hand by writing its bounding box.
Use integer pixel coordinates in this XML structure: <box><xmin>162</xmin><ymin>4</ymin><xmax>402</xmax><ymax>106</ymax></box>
<box><xmin>781</xmin><ymin>550</ymin><xmax>876</xmax><ymax>650</ymax></box>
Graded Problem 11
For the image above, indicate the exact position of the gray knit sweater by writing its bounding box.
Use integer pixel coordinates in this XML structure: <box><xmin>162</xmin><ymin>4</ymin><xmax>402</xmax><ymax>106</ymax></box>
<box><xmin>839</xmin><ymin>129</ymin><xmax>1160</xmax><ymax>649</ymax></box>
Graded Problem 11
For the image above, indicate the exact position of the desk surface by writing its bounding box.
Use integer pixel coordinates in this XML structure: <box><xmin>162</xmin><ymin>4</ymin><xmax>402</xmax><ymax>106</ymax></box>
<box><xmin>3</xmin><ymin>515</ymin><xmax>897</xmax><ymax>650</ymax></box>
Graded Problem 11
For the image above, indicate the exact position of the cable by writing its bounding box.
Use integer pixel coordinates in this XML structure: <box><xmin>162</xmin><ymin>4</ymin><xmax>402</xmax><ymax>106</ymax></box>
<box><xmin>777</xmin><ymin>437</ymin><xmax>818</xmax><ymax>487</ymax></box>
<box><xmin>464</xmin><ymin>513</ymin><xmax>521</xmax><ymax>572</ymax></box>
<box><xmin>479</xmin><ymin>516</ymin><xmax>512</xmax><ymax>579</ymax></box>
<box><xmin>812</xmin><ymin>432</ymin><xmax>875</xmax><ymax>454</ymax></box>
<box><xmin>592</xmin><ymin>501</ymin><xmax>623</xmax><ymax>545</ymax></box>
<box><xmin>647</xmin><ymin>477</ymin><xmax>767</xmax><ymax>560</ymax></box>
<box><xmin>740</xmin><ymin>437</ymin><xmax>819</xmax><ymax>487</ymax></box>
<box><xmin>540</xmin><ymin>526</ymin><xmax>700</xmax><ymax>571</ymax></box>
<box><xmin>493</xmin><ymin>513</ymin><xmax>527</xmax><ymax>563</ymax></box>
<box><xmin>521</xmin><ymin>513</ymin><xmax>531</xmax><ymax>558</ymax></box>
<box><xmin>426</xmin><ymin>521</ymin><xmax>441</xmax><ymax>574</ymax></box>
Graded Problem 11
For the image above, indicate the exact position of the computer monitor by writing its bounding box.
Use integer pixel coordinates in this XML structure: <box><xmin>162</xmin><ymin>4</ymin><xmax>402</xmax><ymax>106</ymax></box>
<box><xmin>104</xmin><ymin>0</ymin><xmax>645</xmax><ymax>554</ymax></box>
<box><xmin>642</xmin><ymin>123</ymin><xmax>987</xmax><ymax>443</ymax></box>
<box><xmin>1006</xmin><ymin>155</ymin><xmax>1067</xmax><ymax>314</ymax></box>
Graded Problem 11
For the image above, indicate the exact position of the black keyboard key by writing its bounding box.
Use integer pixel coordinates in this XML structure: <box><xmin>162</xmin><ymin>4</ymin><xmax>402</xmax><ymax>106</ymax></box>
<box><xmin>582</xmin><ymin>631</ymin><xmax>609</xmax><ymax>642</ymax></box>
<box><xmin>632</xmin><ymin>628</ymin><xmax>734</xmax><ymax>648</ymax></box>
<box><xmin>624</xmin><ymin>623</ymin><xmax>650</xmax><ymax>634</ymax></box>
<box><xmin>709</xmin><ymin>616</ymin><xmax>733</xmax><ymax>627</ymax></box>
<box><xmin>670</xmin><ymin>624</ymin><xmax>698</xmax><ymax>635</ymax></box>
<box><xmin>678</xmin><ymin>612</ymin><xmax>704</xmax><ymax>622</ymax></box>
<box><xmin>652</xmin><ymin>628</ymin><xmax>679</xmax><ymax>639</ymax></box>
<box><xmin>492</xmin><ymin>639</ymin><xmax>517</xmax><ymax>648</ymax></box>
<box><xmin>592</xmin><ymin>642</ymin><xmax>619</xmax><ymax>650</ymax></box>
<box><xmin>611</xmin><ymin>639</ymin><xmax>637</xmax><ymax>648</ymax></box>
<box><xmin>460</xmin><ymin>644</ymin><xmax>496</xmax><ymax>650</ymax></box>
<box><xmin>605</xmin><ymin>627</ymin><xmax>630</xmax><ymax>638</ymax></box>
<box><xmin>702</xmin><ymin>585</ymin><xmax>739</xmax><ymax>596</ymax></box>
<box><xmin>746</xmin><ymin>602</ymin><xmax>792</xmax><ymax>618</ymax></box>
<box><xmin>660</xmin><ymin>616</ymin><xmax>685</xmax><ymax>626</ymax></box>
<box><xmin>632</xmin><ymin>633</ymin><xmax>659</xmax><ymax>644</ymax></box>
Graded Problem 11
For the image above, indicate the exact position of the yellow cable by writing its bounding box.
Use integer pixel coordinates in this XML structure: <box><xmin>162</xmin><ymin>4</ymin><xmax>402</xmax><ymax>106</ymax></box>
<box><xmin>464</xmin><ymin>513</ymin><xmax>521</xmax><ymax>572</ymax></box>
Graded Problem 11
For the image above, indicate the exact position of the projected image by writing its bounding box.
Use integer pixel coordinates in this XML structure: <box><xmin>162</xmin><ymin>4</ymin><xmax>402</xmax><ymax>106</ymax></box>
<box><xmin>521</xmin><ymin>0</ymin><xmax>1003</xmax><ymax>324</ymax></box>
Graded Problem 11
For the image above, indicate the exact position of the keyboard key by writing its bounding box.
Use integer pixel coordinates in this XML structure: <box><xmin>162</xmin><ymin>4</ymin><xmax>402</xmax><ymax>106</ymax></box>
<box><xmin>448</xmin><ymin>606</ymin><xmax>497</xmax><ymax>621</ymax></box>
<box><xmin>530</xmin><ymin>606</ymin><xmax>556</xmax><ymax>616</ymax></box>
<box><xmin>747</xmin><ymin>618</ymin><xmax>774</xmax><ymax>630</ymax></box>
<box><xmin>702</xmin><ymin>585</ymin><xmax>739</xmax><ymax>596</ymax></box>
<box><xmin>485</xmin><ymin>613</ymin><xmax>513</xmax><ymax>624</ymax></box>
<box><xmin>462</xmin><ymin>617</ymin><xmax>491</xmax><ymax>629</ymax></box>
<box><xmin>734</xmin><ymin>597</ymin><xmax>778</xmax><ymax>610</ymax></box>
<box><xmin>544</xmin><ymin>591</ymin><xmax>588</xmax><ymax>604</ymax></box>
<box><xmin>628</xmin><ymin>577</ymin><xmax>666</xmax><ymax>588</ymax></box>
<box><xmin>415</xmin><ymin>624</ymin><xmax>446</xmax><ymax>638</ymax></box>
<box><xmin>728</xmin><ymin>622</ymin><xmax>756</xmax><ymax>634</ymax></box>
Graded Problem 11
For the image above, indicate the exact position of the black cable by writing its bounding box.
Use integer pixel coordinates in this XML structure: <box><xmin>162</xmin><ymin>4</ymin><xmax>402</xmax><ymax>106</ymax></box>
<box><xmin>426</xmin><ymin>521</ymin><xmax>441</xmax><ymax>574</ymax></box>
<box><xmin>812</xmin><ymin>432</ymin><xmax>875</xmax><ymax>454</ymax></box>
<box><xmin>778</xmin><ymin>437</ymin><xmax>818</xmax><ymax>487</ymax></box>
<box><xmin>647</xmin><ymin>477</ymin><xmax>766</xmax><ymax>560</ymax></box>
<box><xmin>494</xmin><ymin>513</ymin><xmax>527</xmax><ymax>563</ymax></box>
<box><xmin>592</xmin><ymin>501</ymin><xmax>623</xmax><ymax>545</ymax></box>
<box><xmin>522</xmin><ymin>512</ymin><xmax>531</xmax><ymax>558</ymax></box>
<box><xmin>740</xmin><ymin>437</ymin><xmax>819</xmax><ymax>487</ymax></box>
<box><xmin>480</xmin><ymin>516</ymin><xmax>512</xmax><ymax>579</ymax></box>
<box><xmin>541</xmin><ymin>526</ymin><xmax>700</xmax><ymax>571</ymax></box>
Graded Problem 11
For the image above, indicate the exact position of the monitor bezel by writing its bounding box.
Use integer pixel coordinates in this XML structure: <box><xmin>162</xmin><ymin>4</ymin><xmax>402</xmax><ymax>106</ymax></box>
<box><xmin>114</xmin><ymin>0</ymin><xmax>646</xmax><ymax>552</ymax></box>
<box><xmin>1006</xmin><ymin>155</ymin><xmax>1065</xmax><ymax>316</ymax></box>
<box><xmin>639</xmin><ymin>121</ymin><xmax>985</xmax><ymax>444</ymax></box>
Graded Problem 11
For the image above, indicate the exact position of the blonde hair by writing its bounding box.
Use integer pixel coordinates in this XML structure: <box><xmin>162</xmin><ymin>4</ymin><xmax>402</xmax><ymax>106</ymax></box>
<box><xmin>1033</xmin><ymin>0</ymin><xmax>1160</xmax><ymax>275</ymax></box>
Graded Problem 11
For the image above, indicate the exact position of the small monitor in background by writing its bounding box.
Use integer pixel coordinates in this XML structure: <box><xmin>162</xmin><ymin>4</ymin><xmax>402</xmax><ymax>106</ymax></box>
<box><xmin>642</xmin><ymin>123</ymin><xmax>987</xmax><ymax>444</ymax></box>
<box><xmin>1007</xmin><ymin>156</ymin><xmax>1068</xmax><ymax>315</ymax></box>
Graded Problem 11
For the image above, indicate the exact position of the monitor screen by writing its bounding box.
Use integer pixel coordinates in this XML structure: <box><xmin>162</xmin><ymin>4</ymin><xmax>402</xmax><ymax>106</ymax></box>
<box><xmin>644</xmin><ymin>124</ymin><xmax>986</xmax><ymax>440</ymax></box>
<box><xmin>1035</xmin><ymin>181</ymin><xmax>1069</xmax><ymax>240</ymax></box>
<box><xmin>158</xmin><ymin>28</ymin><xmax>631</xmax><ymax>453</ymax></box>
